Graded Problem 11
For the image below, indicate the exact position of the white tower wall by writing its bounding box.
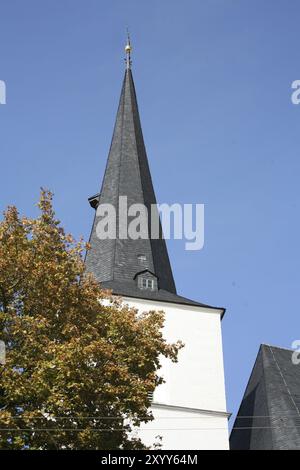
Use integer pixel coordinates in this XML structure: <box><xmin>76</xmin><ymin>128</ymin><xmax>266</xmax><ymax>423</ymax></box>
<box><xmin>123</xmin><ymin>297</ymin><xmax>229</xmax><ymax>450</ymax></box>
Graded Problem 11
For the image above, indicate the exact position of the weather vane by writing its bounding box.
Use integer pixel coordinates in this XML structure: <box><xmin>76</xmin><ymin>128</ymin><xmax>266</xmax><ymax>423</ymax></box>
<box><xmin>125</xmin><ymin>28</ymin><xmax>132</xmax><ymax>69</ymax></box>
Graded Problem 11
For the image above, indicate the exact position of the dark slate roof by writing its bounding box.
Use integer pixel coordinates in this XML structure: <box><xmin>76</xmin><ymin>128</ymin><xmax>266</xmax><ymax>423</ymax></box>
<box><xmin>99</xmin><ymin>280</ymin><xmax>223</xmax><ymax>310</ymax></box>
<box><xmin>230</xmin><ymin>344</ymin><xmax>300</xmax><ymax>450</ymax></box>
<box><xmin>85</xmin><ymin>67</ymin><xmax>224</xmax><ymax>314</ymax></box>
<box><xmin>85</xmin><ymin>68</ymin><xmax>176</xmax><ymax>294</ymax></box>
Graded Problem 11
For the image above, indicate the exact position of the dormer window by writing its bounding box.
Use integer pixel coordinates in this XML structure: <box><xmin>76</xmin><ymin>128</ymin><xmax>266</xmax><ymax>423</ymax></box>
<box><xmin>135</xmin><ymin>270</ymin><xmax>158</xmax><ymax>291</ymax></box>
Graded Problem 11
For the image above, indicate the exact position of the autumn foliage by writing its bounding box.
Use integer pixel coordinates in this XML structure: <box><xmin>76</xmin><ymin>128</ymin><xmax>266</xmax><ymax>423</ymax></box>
<box><xmin>0</xmin><ymin>190</ymin><xmax>181</xmax><ymax>449</ymax></box>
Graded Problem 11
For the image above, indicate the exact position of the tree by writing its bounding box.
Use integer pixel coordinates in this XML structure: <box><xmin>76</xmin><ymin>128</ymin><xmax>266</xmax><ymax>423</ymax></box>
<box><xmin>0</xmin><ymin>190</ymin><xmax>182</xmax><ymax>450</ymax></box>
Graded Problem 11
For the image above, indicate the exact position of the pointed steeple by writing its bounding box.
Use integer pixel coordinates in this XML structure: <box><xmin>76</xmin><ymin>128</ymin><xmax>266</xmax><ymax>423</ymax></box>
<box><xmin>85</xmin><ymin>45</ymin><xmax>177</xmax><ymax>298</ymax></box>
<box><xmin>85</xmin><ymin>40</ymin><xmax>223</xmax><ymax>310</ymax></box>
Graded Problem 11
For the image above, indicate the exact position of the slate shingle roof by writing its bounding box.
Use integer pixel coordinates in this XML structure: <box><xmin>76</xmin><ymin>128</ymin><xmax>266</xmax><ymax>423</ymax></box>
<box><xmin>230</xmin><ymin>344</ymin><xmax>300</xmax><ymax>450</ymax></box>
<box><xmin>85</xmin><ymin>68</ymin><xmax>176</xmax><ymax>294</ymax></box>
<box><xmin>85</xmin><ymin>67</ymin><xmax>224</xmax><ymax>313</ymax></box>
<box><xmin>99</xmin><ymin>280</ymin><xmax>220</xmax><ymax>309</ymax></box>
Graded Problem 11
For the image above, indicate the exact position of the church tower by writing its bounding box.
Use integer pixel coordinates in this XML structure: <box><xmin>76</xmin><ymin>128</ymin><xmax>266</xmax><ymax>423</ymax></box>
<box><xmin>85</xmin><ymin>38</ymin><xmax>229</xmax><ymax>450</ymax></box>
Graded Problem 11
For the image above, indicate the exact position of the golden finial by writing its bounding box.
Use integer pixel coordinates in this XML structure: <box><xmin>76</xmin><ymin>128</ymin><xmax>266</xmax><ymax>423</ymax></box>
<box><xmin>125</xmin><ymin>29</ymin><xmax>132</xmax><ymax>69</ymax></box>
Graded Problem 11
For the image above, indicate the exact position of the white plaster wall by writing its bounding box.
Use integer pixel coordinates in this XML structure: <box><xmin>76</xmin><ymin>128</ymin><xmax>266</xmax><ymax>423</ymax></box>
<box><xmin>123</xmin><ymin>297</ymin><xmax>229</xmax><ymax>450</ymax></box>
<box><xmin>136</xmin><ymin>406</ymin><xmax>229</xmax><ymax>450</ymax></box>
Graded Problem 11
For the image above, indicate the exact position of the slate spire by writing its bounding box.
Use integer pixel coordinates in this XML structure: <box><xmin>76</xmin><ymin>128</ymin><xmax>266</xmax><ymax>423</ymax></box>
<box><xmin>85</xmin><ymin>48</ymin><xmax>177</xmax><ymax>297</ymax></box>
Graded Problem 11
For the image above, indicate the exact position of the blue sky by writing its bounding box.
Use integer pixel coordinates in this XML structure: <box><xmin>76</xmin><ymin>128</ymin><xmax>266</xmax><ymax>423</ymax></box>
<box><xmin>1</xmin><ymin>0</ymin><xmax>300</xmax><ymax>428</ymax></box>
